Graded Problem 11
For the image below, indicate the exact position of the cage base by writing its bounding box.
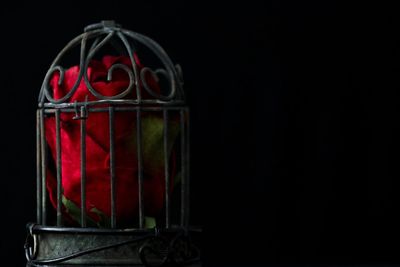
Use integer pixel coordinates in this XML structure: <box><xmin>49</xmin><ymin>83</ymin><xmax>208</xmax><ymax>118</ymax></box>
<box><xmin>26</xmin><ymin>224</ymin><xmax>201</xmax><ymax>267</ymax></box>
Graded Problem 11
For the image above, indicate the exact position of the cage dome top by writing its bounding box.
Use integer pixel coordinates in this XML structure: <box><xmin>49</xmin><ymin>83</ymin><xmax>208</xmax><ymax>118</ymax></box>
<box><xmin>39</xmin><ymin>20</ymin><xmax>184</xmax><ymax>107</ymax></box>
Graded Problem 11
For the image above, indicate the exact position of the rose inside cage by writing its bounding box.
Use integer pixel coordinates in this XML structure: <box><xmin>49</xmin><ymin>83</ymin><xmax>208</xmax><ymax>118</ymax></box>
<box><xmin>25</xmin><ymin>21</ymin><xmax>200</xmax><ymax>267</ymax></box>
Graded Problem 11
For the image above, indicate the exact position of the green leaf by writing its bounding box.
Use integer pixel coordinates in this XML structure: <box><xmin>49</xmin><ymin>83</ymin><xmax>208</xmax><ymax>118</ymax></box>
<box><xmin>141</xmin><ymin>115</ymin><xmax>181</xmax><ymax>171</ymax></box>
<box><xmin>62</xmin><ymin>195</ymin><xmax>99</xmax><ymax>227</ymax></box>
<box><xmin>144</xmin><ymin>216</ymin><xmax>157</xmax><ymax>228</ymax></box>
<box><xmin>90</xmin><ymin>207</ymin><xmax>111</xmax><ymax>228</ymax></box>
<box><xmin>63</xmin><ymin>196</ymin><xmax>156</xmax><ymax>228</ymax></box>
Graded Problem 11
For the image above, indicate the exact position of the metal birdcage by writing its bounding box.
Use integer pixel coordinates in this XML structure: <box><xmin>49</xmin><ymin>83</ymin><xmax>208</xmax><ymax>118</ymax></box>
<box><xmin>25</xmin><ymin>20</ymin><xmax>201</xmax><ymax>267</ymax></box>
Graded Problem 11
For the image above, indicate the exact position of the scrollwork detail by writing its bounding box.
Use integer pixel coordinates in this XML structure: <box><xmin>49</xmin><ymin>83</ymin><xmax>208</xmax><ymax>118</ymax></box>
<box><xmin>39</xmin><ymin>22</ymin><xmax>183</xmax><ymax>105</ymax></box>
<box><xmin>138</xmin><ymin>236</ymin><xmax>170</xmax><ymax>267</ymax></box>
<box><xmin>140</xmin><ymin>67</ymin><xmax>175</xmax><ymax>101</ymax></box>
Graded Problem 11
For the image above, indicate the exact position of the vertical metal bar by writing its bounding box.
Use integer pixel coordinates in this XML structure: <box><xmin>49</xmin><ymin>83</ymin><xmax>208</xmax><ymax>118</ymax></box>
<box><xmin>109</xmin><ymin>107</ymin><xmax>116</xmax><ymax>228</ymax></box>
<box><xmin>180</xmin><ymin>109</ymin><xmax>186</xmax><ymax>227</ymax></box>
<box><xmin>163</xmin><ymin>109</ymin><xmax>170</xmax><ymax>228</ymax></box>
<box><xmin>55</xmin><ymin>109</ymin><xmax>63</xmax><ymax>226</ymax></box>
<box><xmin>36</xmin><ymin>110</ymin><xmax>42</xmax><ymax>224</ymax></box>
<box><xmin>185</xmin><ymin>108</ymin><xmax>191</xmax><ymax>227</ymax></box>
<box><xmin>80</xmin><ymin>107</ymin><xmax>87</xmax><ymax>227</ymax></box>
<box><xmin>40</xmin><ymin>109</ymin><xmax>47</xmax><ymax>225</ymax></box>
<box><xmin>137</xmin><ymin>108</ymin><xmax>144</xmax><ymax>228</ymax></box>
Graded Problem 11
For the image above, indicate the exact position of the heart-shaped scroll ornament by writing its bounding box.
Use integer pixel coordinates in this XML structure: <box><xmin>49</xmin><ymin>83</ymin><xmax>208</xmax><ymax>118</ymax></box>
<box><xmin>140</xmin><ymin>67</ymin><xmax>172</xmax><ymax>100</ymax></box>
<box><xmin>44</xmin><ymin>55</ymin><xmax>180</xmax><ymax>227</ymax></box>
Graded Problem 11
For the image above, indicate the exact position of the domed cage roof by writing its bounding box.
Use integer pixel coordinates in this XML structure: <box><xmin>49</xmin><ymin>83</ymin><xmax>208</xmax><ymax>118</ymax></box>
<box><xmin>39</xmin><ymin>20</ymin><xmax>185</xmax><ymax>107</ymax></box>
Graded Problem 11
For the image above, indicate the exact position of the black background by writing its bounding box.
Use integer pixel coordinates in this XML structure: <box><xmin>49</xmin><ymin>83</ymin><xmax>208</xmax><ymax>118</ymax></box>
<box><xmin>1</xmin><ymin>1</ymin><xmax>400</xmax><ymax>266</ymax></box>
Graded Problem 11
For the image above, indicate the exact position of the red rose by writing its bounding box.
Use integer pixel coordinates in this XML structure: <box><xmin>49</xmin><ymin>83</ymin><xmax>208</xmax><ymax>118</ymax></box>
<box><xmin>44</xmin><ymin>55</ymin><xmax>179</xmax><ymax>227</ymax></box>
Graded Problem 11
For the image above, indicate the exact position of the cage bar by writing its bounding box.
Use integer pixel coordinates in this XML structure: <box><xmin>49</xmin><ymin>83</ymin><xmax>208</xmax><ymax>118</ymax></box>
<box><xmin>55</xmin><ymin>109</ymin><xmax>63</xmax><ymax>226</ymax></box>
<box><xmin>136</xmin><ymin>108</ymin><xmax>144</xmax><ymax>228</ymax></box>
<box><xmin>109</xmin><ymin>106</ymin><xmax>117</xmax><ymax>228</ymax></box>
<box><xmin>80</xmin><ymin>106</ymin><xmax>87</xmax><ymax>227</ymax></box>
<box><xmin>180</xmin><ymin>109</ymin><xmax>186</xmax><ymax>226</ymax></box>
<box><xmin>40</xmin><ymin>109</ymin><xmax>47</xmax><ymax>225</ymax></box>
<box><xmin>163</xmin><ymin>109</ymin><xmax>170</xmax><ymax>228</ymax></box>
<box><xmin>36</xmin><ymin>110</ymin><xmax>42</xmax><ymax>224</ymax></box>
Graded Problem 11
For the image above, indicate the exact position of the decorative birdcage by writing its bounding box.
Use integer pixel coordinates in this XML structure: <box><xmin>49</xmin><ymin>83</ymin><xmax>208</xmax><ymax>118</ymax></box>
<box><xmin>25</xmin><ymin>20</ymin><xmax>201</xmax><ymax>267</ymax></box>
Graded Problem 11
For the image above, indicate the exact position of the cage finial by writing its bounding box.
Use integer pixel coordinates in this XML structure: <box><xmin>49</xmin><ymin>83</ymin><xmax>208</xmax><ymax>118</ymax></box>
<box><xmin>84</xmin><ymin>20</ymin><xmax>121</xmax><ymax>32</ymax></box>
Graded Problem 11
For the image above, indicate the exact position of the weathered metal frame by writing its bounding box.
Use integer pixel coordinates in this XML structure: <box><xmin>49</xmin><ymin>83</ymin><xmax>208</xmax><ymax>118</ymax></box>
<box><xmin>26</xmin><ymin>21</ymin><xmax>200</xmax><ymax>267</ymax></box>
